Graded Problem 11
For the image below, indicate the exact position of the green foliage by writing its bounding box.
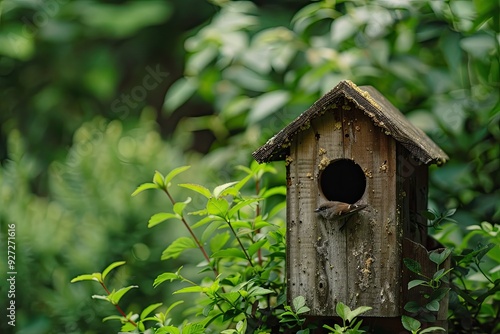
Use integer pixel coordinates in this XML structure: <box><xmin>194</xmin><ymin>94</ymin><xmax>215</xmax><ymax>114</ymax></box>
<box><xmin>73</xmin><ymin>162</ymin><xmax>289</xmax><ymax>332</ymax></box>
<box><xmin>403</xmin><ymin>245</ymin><xmax>451</xmax><ymax>326</ymax></box>
<box><xmin>322</xmin><ymin>302</ymin><xmax>372</xmax><ymax>334</ymax></box>
<box><xmin>401</xmin><ymin>315</ymin><xmax>445</xmax><ymax>334</ymax></box>
<box><xmin>279</xmin><ymin>296</ymin><xmax>311</xmax><ymax>331</ymax></box>
<box><xmin>1</xmin><ymin>0</ymin><xmax>498</xmax><ymax>332</ymax></box>
<box><xmin>406</xmin><ymin>209</ymin><xmax>500</xmax><ymax>333</ymax></box>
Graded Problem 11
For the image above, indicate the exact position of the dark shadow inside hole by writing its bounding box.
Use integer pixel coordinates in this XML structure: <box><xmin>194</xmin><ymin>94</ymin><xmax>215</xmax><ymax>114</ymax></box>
<box><xmin>319</xmin><ymin>159</ymin><xmax>366</xmax><ymax>204</ymax></box>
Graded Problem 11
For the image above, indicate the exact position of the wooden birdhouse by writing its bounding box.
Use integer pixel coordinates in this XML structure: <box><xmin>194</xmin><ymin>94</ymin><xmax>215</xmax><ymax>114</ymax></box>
<box><xmin>252</xmin><ymin>80</ymin><xmax>449</xmax><ymax>326</ymax></box>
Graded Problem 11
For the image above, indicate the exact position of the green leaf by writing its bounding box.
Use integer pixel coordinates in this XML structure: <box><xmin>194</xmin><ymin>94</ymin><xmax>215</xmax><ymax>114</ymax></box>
<box><xmin>179</xmin><ymin>183</ymin><xmax>212</xmax><ymax>198</ymax></box>
<box><xmin>228</xmin><ymin>198</ymin><xmax>261</xmax><ymax>218</ymax></box>
<box><xmin>408</xmin><ymin>279</ymin><xmax>427</xmax><ymax>290</ymax></box>
<box><xmin>444</xmin><ymin>208</ymin><xmax>456</xmax><ymax>217</ymax></box>
<box><xmin>404</xmin><ymin>301</ymin><xmax>420</xmax><ymax>313</ymax></box>
<box><xmin>201</xmin><ymin>220</ymin><xmax>223</xmax><ymax>241</ymax></box>
<box><xmin>430</xmin><ymin>288</ymin><xmax>450</xmax><ymax>303</ymax></box>
<box><xmin>261</xmin><ymin>185</ymin><xmax>287</xmax><ymax>198</ymax></box>
<box><xmin>425</xmin><ymin>300</ymin><xmax>440</xmax><ymax>312</ymax></box>
<box><xmin>91</xmin><ymin>294</ymin><xmax>109</xmax><ymax>302</ymax></box>
<box><xmin>109</xmin><ymin>285</ymin><xmax>138</xmax><ymax>305</ymax></box>
<box><xmin>269</xmin><ymin>201</ymin><xmax>286</xmax><ymax>218</ymax></box>
<box><xmin>156</xmin><ymin>326</ymin><xmax>181</xmax><ymax>334</ymax></box>
<box><xmin>248</xmin><ymin>286</ymin><xmax>274</xmax><ymax>298</ymax></box>
<box><xmin>140</xmin><ymin>302</ymin><xmax>163</xmax><ymax>320</ymax></box>
<box><xmin>403</xmin><ymin>258</ymin><xmax>422</xmax><ymax>274</ymax></box>
<box><xmin>420</xmin><ymin>327</ymin><xmax>446</xmax><ymax>333</ymax></box>
<box><xmin>248</xmin><ymin>90</ymin><xmax>291</xmax><ymax>124</ymax></box>
<box><xmin>102</xmin><ymin>314</ymin><xmax>125</xmax><ymax>322</ymax></box>
<box><xmin>192</xmin><ymin>216</ymin><xmax>219</xmax><ymax>229</ymax></box>
<box><xmin>211</xmin><ymin>248</ymin><xmax>247</xmax><ymax>259</ymax></box>
<box><xmin>345</xmin><ymin>305</ymin><xmax>372</xmax><ymax>322</ymax></box>
<box><xmin>148</xmin><ymin>212</ymin><xmax>179</xmax><ymax>228</ymax></box>
<box><xmin>102</xmin><ymin>261</ymin><xmax>126</xmax><ymax>280</ymax></box>
<box><xmin>234</xmin><ymin>173</ymin><xmax>253</xmax><ymax>191</ymax></box>
<box><xmin>161</xmin><ymin>237</ymin><xmax>197</xmax><ymax>260</ymax></box>
<box><xmin>70</xmin><ymin>273</ymin><xmax>102</xmax><ymax>283</ymax></box>
<box><xmin>153</xmin><ymin>170</ymin><xmax>165</xmax><ymax>188</ymax></box>
<box><xmin>429</xmin><ymin>248</ymin><xmax>451</xmax><ymax>266</ymax></box>
<box><xmin>248</xmin><ymin>238</ymin><xmax>267</xmax><ymax>257</ymax></box>
<box><xmin>292</xmin><ymin>296</ymin><xmax>307</xmax><ymax>312</ymax></box>
<box><xmin>163</xmin><ymin>77</ymin><xmax>198</xmax><ymax>113</ymax></box>
<box><xmin>209</xmin><ymin>231</ymin><xmax>230</xmax><ymax>253</ymax></box>
<box><xmin>433</xmin><ymin>268</ymin><xmax>445</xmax><ymax>280</ymax></box>
<box><xmin>420</xmin><ymin>210</ymin><xmax>436</xmax><ymax>220</ymax></box>
<box><xmin>153</xmin><ymin>272</ymin><xmax>179</xmax><ymax>288</ymax></box>
<box><xmin>207</xmin><ymin>197</ymin><xmax>229</xmax><ymax>218</ymax></box>
<box><xmin>174</xmin><ymin>197</ymin><xmax>192</xmax><ymax>216</ymax></box>
<box><xmin>131</xmin><ymin>182</ymin><xmax>159</xmax><ymax>196</ymax></box>
<box><xmin>336</xmin><ymin>301</ymin><xmax>349</xmax><ymax>320</ymax></box>
<box><xmin>213</xmin><ymin>181</ymin><xmax>239</xmax><ymax>198</ymax></box>
<box><xmin>164</xmin><ymin>300</ymin><xmax>184</xmax><ymax>318</ymax></box>
<box><xmin>401</xmin><ymin>315</ymin><xmax>421</xmax><ymax>331</ymax></box>
<box><xmin>165</xmin><ymin>165</ymin><xmax>191</xmax><ymax>187</ymax></box>
<box><xmin>173</xmin><ymin>285</ymin><xmax>204</xmax><ymax>294</ymax></box>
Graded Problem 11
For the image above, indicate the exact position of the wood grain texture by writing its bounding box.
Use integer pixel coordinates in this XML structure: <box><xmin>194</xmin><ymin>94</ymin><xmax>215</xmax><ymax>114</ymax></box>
<box><xmin>287</xmin><ymin>101</ymin><xmax>402</xmax><ymax>317</ymax></box>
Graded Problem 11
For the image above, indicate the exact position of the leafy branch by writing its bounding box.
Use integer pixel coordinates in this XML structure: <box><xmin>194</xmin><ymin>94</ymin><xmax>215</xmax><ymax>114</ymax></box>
<box><xmin>71</xmin><ymin>261</ymin><xmax>139</xmax><ymax>329</ymax></box>
<box><xmin>132</xmin><ymin>166</ymin><xmax>218</xmax><ymax>277</ymax></box>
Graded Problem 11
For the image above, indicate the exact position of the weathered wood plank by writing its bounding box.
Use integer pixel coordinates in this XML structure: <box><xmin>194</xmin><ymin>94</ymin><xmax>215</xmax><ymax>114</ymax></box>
<box><xmin>287</xmin><ymin>125</ymin><xmax>320</xmax><ymax>308</ymax></box>
<box><xmin>313</xmin><ymin>110</ymin><xmax>347</xmax><ymax>314</ymax></box>
<box><xmin>342</xmin><ymin>105</ymin><xmax>400</xmax><ymax>316</ymax></box>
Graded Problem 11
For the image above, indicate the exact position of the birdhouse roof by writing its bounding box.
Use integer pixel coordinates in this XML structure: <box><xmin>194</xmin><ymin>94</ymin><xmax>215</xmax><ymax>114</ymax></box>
<box><xmin>252</xmin><ymin>80</ymin><xmax>448</xmax><ymax>165</ymax></box>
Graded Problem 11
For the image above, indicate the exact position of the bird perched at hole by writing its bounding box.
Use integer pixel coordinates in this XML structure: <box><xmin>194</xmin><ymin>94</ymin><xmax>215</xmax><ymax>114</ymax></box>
<box><xmin>314</xmin><ymin>201</ymin><xmax>368</xmax><ymax>231</ymax></box>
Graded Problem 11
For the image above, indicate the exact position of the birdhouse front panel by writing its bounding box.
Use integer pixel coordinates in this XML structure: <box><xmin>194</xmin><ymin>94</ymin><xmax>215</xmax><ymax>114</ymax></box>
<box><xmin>286</xmin><ymin>99</ymin><xmax>402</xmax><ymax>317</ymax></box>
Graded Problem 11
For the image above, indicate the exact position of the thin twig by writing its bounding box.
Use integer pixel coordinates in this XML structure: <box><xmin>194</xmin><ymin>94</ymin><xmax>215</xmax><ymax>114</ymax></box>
<box><xmin>163</xmin><ymin>188</ymin><xmax>219</xmax><ymax>277</ymax></box>
<box><xmin>99</xmin><ymin>281</ymin><xmax>138</xmax><ymax>327</ymax></box>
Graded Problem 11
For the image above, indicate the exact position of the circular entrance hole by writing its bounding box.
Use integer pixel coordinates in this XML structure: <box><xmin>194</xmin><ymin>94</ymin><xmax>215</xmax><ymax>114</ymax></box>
<box><xmin>319</xmin><ymin>159</ymin><xmax>366</xmax><ymax>204</ymax></box>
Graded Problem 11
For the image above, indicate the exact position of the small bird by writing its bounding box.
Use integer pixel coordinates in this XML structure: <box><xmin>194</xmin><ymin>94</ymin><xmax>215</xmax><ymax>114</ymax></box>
<box><xmin>314</xmin><ymin>201</ymin><xmax>368</xmax><ymax>230</ymax></box>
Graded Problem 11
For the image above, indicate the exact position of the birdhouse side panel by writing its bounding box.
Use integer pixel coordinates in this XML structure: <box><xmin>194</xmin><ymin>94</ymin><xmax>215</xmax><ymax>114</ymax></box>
<box><xmin>396</xmin><ymin>145</ymin><xmax>430</xmax><ymax>246</ymax></box>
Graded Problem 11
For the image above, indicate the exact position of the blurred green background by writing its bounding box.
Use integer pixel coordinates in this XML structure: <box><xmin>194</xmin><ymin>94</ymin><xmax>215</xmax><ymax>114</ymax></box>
<box><xmin>0</xmin><ymin>0</ymin><xmax>498</xmax><ymax>333</ymax></box>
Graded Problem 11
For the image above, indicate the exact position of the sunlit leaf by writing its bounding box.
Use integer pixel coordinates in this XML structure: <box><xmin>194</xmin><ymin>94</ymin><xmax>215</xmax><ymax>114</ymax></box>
<box><xmin>228</xmin><ymin>198</ymin><xmax>261</xmax><ymax>218</ymax></box>
<box><xmin>161</xmin><ymin>237</ymin><xmax>197</xmax><ymax>260</ymax></box>
<box><xmin>70</xmin><ymin>273</ymin><xmax>102</xmax><ymax>283</ymax></box>
<box><xmin>140</xmin><ymin>303</ymin><xmax>163</xmax><ymax>320</ymax></box>
<box><xmin>102</xmin><ymin>261</ymin><xmax>126</xmax><ymax>280</ymax></box>
<box><xmin>109</xmin><ymin>285</ymin><xmax>138</xmax><ymax>305</ymax></box>
<box><xmin>248</xmin><ymin>238</ymin><xmax>267</xmax><ymax>257</ymax></box>
<box><xmin>174</xmin><ymin>197</ymin><xmax>192</xmax><ymax>216</ymax></box>
<box><xmin>179</xmin><ymin>183</ymin><xmax>212</xmax><ymax>198</ymax></box>
<box><xmin>153</xmin><ymin>170</ymin><xmax>165</xmax><ymax>188</ymax></box>
<box><xmin>213</xmin><ymin>181</ymin><xmax>239</xmax><ymax>198</ymax></box>
<box><xmin>207</xmin><ymin>197</ymin><xmax>229</xmax><ymax>218</ymax></box>
<box><xmin>173</xmin><ymin>286</ymin><xmax>204</xmax><ymax>294</ymax></box>
<box><xmin>209</xmin><ymin>231</ymin><xmax>230</xmax><ymax>253</ymax></box>
<box><xmin>131</xmin><ymin>182</ymin><xmax>159</xmax><ymax>196</ymax></box>
<box><xmin>148</xmin><ymin>212</ymin><xmax>179</xmax><ymax>228</ymax></box>
<box><xmin>345</xmin><ymin>305</ymin><xmax>372</xmax><ymax>323</ymax></box>
<box><xmin>164</xmin><ymin>166</ymin><xmax>191</xmax><ymax>186</ymax></box>
<box><xmin>211</xmin><ymin>248</ymin><xmax>246</xmax><ymax>259</ymax></box>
